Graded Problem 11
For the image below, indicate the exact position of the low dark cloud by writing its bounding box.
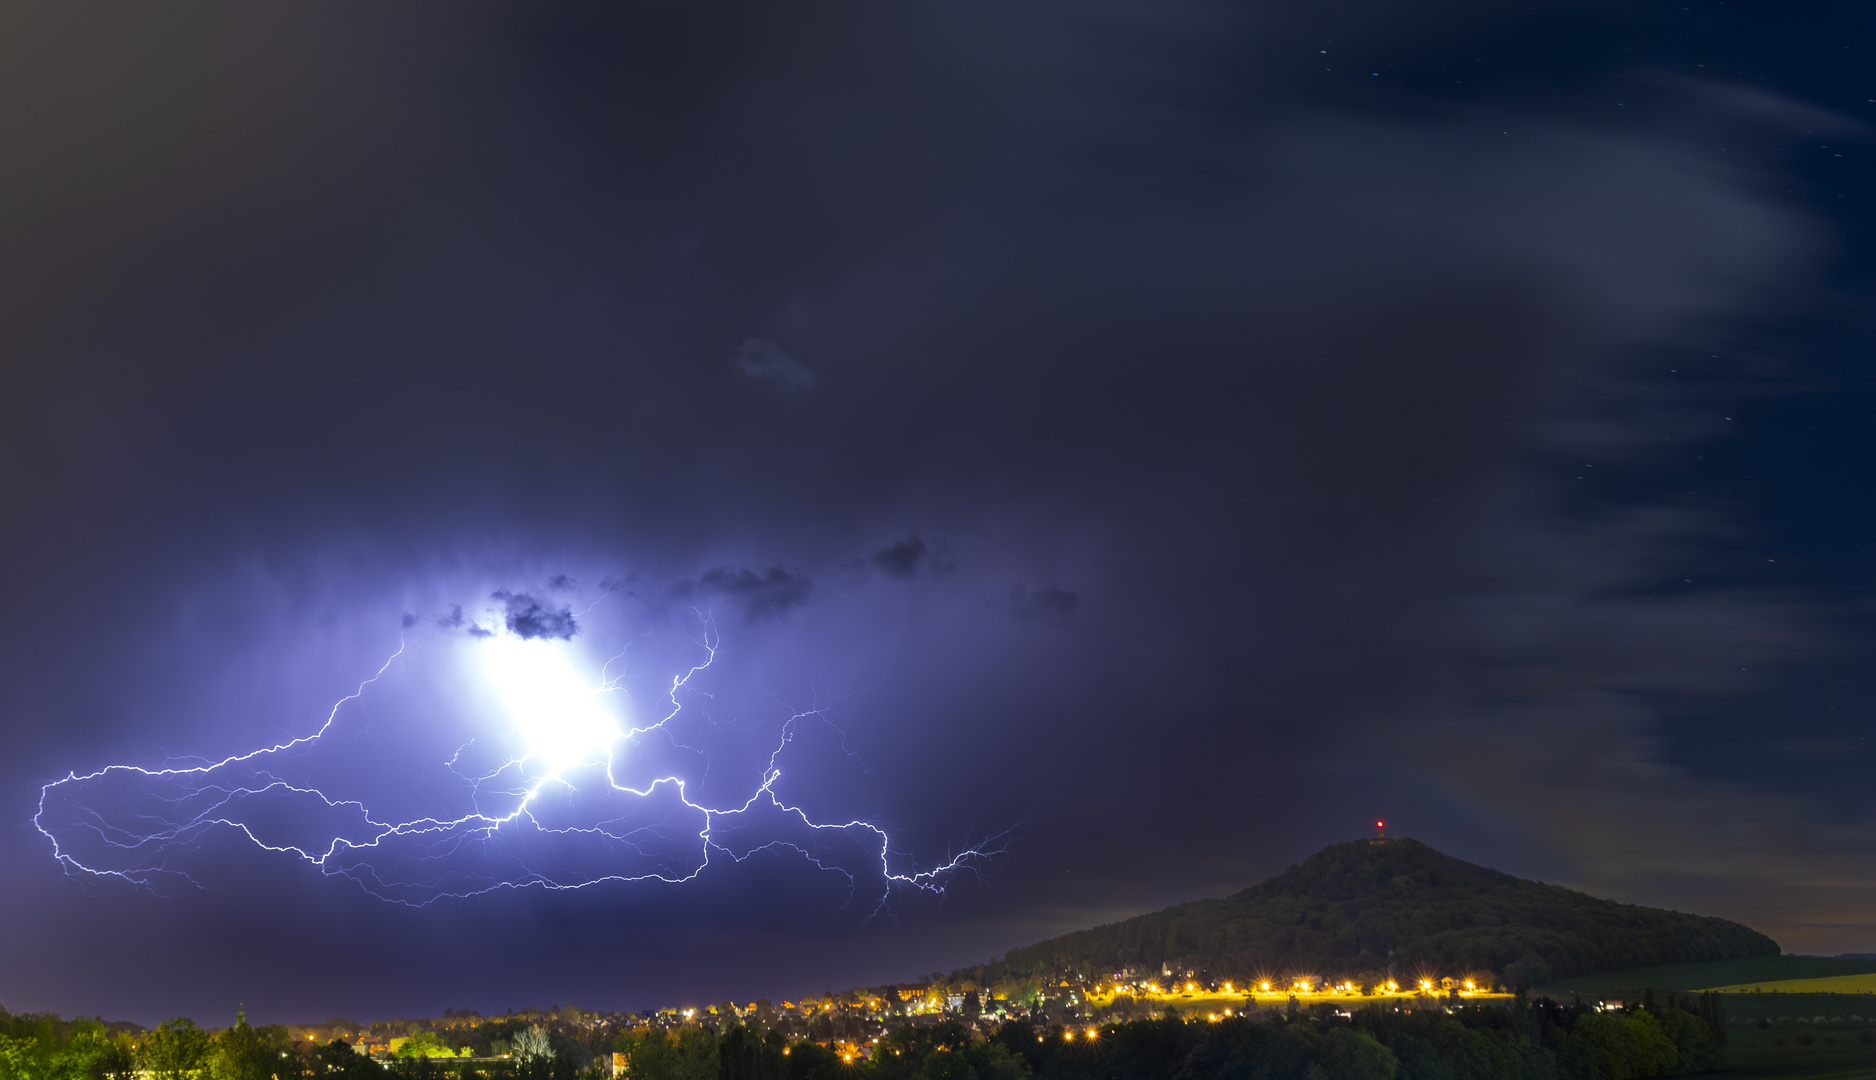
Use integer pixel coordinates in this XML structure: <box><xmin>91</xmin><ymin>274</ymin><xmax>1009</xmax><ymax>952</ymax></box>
<box><xmin>492</xmin><ymin>591</ymin><xmax>579</xmax><ymax>641</ymax></box>
<box><xmin>1002</xmin><ymin>584</ymin><xmax>1079</xmax><ymax>624</ymax></box>
<box><xmin>871</xmin><ymin>536</ymin><xmax>928</xmax><ymax>580</ymax></box>
<box><xmin>675</xmin><ymin>566</ymin><xmax>814</xmax><ymax>622</ymax></box>
<box><xmin>729</xmin><ymin>339</ymin><xmax>814</xmax><ymax>391</ymax></box>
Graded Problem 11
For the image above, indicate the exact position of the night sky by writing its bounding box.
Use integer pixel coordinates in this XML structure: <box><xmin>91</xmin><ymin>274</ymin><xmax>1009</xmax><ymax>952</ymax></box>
<box><xmin>2</xmin><ymin>0</ymin><xmax>1872</xmax><ymax>1027</ymax></box>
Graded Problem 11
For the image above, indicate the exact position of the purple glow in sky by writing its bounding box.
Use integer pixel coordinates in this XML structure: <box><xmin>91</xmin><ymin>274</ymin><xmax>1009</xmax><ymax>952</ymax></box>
<box><xmin>37</xmin><ymin>590</ymin><xmax>1002</xmax><ymax>912</ymax></box>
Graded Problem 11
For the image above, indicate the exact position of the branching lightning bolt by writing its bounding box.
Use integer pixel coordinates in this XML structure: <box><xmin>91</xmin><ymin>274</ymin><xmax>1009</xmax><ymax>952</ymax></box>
<box><xmin>34</xmin><ymin>618</ymin><xmax>1008</xmax><ymax>913</ymax></box>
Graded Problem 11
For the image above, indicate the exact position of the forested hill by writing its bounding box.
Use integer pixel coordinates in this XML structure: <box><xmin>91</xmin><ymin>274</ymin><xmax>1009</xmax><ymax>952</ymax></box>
<box><xmin>966</xmin><ymin>838</ymin><xmax>1777</xmax><ymax>988</ymax></box>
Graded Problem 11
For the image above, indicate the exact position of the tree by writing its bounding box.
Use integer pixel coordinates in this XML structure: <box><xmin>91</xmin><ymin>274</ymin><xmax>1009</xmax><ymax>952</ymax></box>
<box><xmin>514</xmin><ymin>1029</ymin><xmax>553</xmax><ymax>1067</ymax></box>
<box><xmin>615</xmin><ymin>1030</ymin><xmax>675</xmax><ymax>1080</ymax></box>
<box><xmin>312</xmin><ymin>1042</ymin><xmax>378</xmax><ymax>1080</ymax></box>
<box><xmin>922</xmin><ymin>1049</ymin><xmax>975</xmax><ymax>1080</ymax></box>
<box><xmin>780</xmin><ymin>1041</ymin><xmax>842</xmax><ymax>1080</ymax></box>
<box><xmin>142</xmin><ymin>1020</ymin><xmax>211</xmax><ymax>1080</ymax></box>
<box><xmin>717</xmin><ymin>1027</ymin><xmax>782</xmax><ymax>1080</ymax></box>
<box><xmin>210</xmin><ymin>1015</ymin><xmax>295</xmax><ymax>1080</ymax></box>
<box><xmin>0</xmin><ymin>1034</ymin><xmax>39</xmax><ymax>1080</ymax></box>
<box><xmin>1656</xmin><ymin>1008</ymin><xmax>1721</xmax><ymax>1075</ymax></box>
<box><xmin>1311</xmin><ymin>1029</ymin><xmax>1397</xmax><ymax>1080</ymax></box>
<box><xmin>1619</xmin><ymin>1012</ymin><xmax>1677</xmax><ymax>1078</ymax></box>
<box><xmin>669</xmin><ymin>1028</ymin><xmax>717</xmax><ymax>1080</ymax></box>
<box><xmin>1563</xmin><ymin>1012</ymin><xmax>1677</xmax><ymax>1080</ymax></box>
<box><xmin>66</xmin><ymin>1029</ymin><xmax>138</xmax><ymax>1080</ymax></box>
<box><xmin>392</xmin><ymin>1034</ymin><xmax>455</xmax><ymax>1061</ymax></box>
<box><xmin>958</xmin><ymin>1041</ymin><xmax>1026</xmax><ymax>1080</ymax></box>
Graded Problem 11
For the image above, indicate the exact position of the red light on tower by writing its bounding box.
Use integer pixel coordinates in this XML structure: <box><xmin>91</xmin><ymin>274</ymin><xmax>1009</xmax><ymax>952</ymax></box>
<box><xmin>1375</xmin><ymin>820</ymin><xmax>1385</xmax><ymax>837</ymax></box>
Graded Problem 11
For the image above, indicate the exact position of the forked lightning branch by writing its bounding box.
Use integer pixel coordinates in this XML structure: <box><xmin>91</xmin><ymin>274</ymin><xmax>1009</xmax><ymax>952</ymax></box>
<box><xmin>34</xmin><ymin>614</ymin><xmax>1001</xmax><ymax>914</ymax></box>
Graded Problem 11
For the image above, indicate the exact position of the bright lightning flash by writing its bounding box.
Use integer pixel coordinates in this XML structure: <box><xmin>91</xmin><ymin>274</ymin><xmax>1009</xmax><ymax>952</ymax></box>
<box><xmin>34</xmin><ymin>620</ymin><xmax>1007</xmax><ymax>913</ymax></box>
<box><xmin>480</xmin><ymin>635</ymin><xmax>621</xmax><ymax>775</ymax></box>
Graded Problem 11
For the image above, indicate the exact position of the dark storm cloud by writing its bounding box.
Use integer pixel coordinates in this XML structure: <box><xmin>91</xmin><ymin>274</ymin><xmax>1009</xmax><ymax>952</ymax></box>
<box><xmin>673</xmin><ymin>566</ymin><xmax>814</xmax><ymax>622</ymax></box>
<box><xmin>492</xmin><ymin>591</ymin><xmax>579</xmax><ymax>641</ymax></box>
<box><xmin>730</xmin><ymin>339</ymin><xmax>814</xmax><ymax>391</ymax></box>
<box><xmin>871</xmin><ymin>536</ymin><xmax>927</xmax><ymax>580</ymax></box>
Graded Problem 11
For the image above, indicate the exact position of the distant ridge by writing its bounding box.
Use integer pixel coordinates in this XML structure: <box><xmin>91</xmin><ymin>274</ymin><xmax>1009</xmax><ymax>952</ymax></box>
<box><xmin>963</xmin><ymin>838</ymin><xmax>1777</xmax><ymax>988</ymax></box>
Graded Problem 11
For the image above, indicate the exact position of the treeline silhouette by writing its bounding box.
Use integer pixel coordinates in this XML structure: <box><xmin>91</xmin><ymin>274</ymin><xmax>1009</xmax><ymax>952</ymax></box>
<box><xmin>0</xmin><ymin>1011</ymin><xmax>588</xmax><ymax>1080</ymax></box>
<box><xmin>611</xmin><ymin>993</ymin><xmax>1730</xmax><ymax>1080</ymax></box>
<box><xmin>2</xmin><ymin>991</ymin><xmax>1732</xmax><ymax>1080</ymax></box>
<box><xmin>964</xmin><ymin>840</ymin><xmax>1776</xmax><ymax>988</ymax></box>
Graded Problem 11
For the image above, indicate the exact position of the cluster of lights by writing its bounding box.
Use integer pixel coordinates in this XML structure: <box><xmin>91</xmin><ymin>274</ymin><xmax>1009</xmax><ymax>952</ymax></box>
<box><xmin>1095</xmin><ymin>972</ymin><xmax>1489</xmax><ymax>1002</ymax></box>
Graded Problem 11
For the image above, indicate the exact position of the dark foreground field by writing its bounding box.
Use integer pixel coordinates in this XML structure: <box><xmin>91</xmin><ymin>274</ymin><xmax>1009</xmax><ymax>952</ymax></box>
<box><xmin>1718</xmin><ymin>1035</ymin><xmax>1876</xmax><ymax>1079</ymax></box>
<box><xmin>1540</xmin><ymin>957</ymin><xmax>1876</xmax><ymax>997</ymax></box>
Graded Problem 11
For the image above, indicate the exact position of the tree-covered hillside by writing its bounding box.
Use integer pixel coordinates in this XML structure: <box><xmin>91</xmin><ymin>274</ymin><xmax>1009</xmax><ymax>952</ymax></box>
<box><xmin>967</xmin><ymin>838</ymin><xmax>1777</xmax><ymax>987</ymax></box>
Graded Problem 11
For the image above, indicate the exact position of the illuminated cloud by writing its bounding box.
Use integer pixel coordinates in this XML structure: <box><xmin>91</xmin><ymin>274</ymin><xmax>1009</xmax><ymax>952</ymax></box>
<box><xmin>493</xmin><ymin>590</ymin><xmax>579</xmax><ymax>641</ymax></box>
